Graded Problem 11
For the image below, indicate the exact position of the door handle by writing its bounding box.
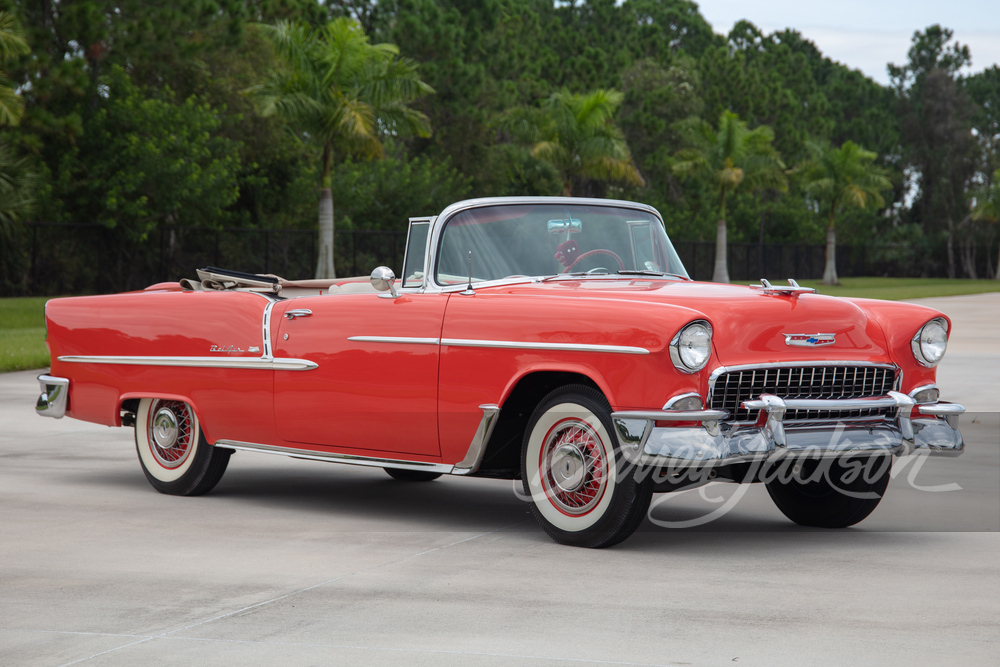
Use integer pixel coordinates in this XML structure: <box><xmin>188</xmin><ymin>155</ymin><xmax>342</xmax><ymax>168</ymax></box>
<box><xmin>285</xmin><ymin>309</ymin><xmax>313</xmax><ymax>320</ymax></box>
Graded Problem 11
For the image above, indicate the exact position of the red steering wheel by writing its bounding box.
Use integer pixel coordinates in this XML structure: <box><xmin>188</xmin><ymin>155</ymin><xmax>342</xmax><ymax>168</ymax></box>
<box><xmin>566</xmin><ymin>249</ymin><xmax>626</xmax><ymax>272</ymax></box>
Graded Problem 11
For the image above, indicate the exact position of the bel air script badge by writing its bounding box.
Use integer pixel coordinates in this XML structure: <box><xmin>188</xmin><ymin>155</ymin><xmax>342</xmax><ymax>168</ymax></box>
<box><xmin>209</xmin><ymin>344</ymin><xmax>245</xmax><ymax>353</ymax></box>
<box><xmin>783</xmin><ymin>333</ymin><xmax>836</xmax><ymax>347</ymax></box>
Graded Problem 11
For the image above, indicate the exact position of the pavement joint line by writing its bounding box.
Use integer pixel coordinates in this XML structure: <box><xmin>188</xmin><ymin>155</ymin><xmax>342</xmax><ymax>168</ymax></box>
<box><xmin>55</xmin><ymin>521</ymin><xmax>528</xmax><ymax>667</ymax></box>
<box><xmin>3</xmin><ymin>628</ymin><xmax>679</xmax><ymax>666</ymax></box>
<box><xmin>0</xmin><ymin>628</ymin><xmax>150</xmax><ymax>640</ymax></box>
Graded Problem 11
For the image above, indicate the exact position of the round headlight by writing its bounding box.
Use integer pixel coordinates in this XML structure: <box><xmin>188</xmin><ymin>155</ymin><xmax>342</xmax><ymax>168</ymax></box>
<box><xmin>670</xmin><ymin>320</ymin><xmax>713</xmax><ymax>373</ymax></box>
<box><xmin>911</xmin><ymin>318</ymin><xmax>948</xmax><ymax>367</ymax></box>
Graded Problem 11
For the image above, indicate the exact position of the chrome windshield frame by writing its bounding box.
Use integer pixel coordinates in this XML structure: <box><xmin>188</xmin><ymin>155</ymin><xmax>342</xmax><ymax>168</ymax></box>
<box><xmin>421</xmin><ymin>196</ymin><xmax>679</xmax><ymax>294</ymax></box>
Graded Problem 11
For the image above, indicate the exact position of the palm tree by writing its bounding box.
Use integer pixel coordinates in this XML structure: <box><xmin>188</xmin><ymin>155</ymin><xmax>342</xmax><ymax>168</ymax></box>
<box><xmin>798</xmin><ymin>140</ymin><xmax>892</xmax><ymax>285</ymax></box>
<box><xmin>496</xmin><ymin>89</ymin><xmax>643</xmax><ymax>196</ymax></box>
<box><xmin>0</xmin><ymin>137</ymin><xmax>36</xmax><ymax>239</ymax></box>
<box><xmin>250</xmin><ymin>19</ymin><xmax>433</xmax><ymax>279</ymax></box>
<box><xmin>673</xmin><ymin>111</ymin><xmax>786</xmax><ymax>283</ymax></box>
<box><xmin>971</xmin><ymin>169</ymin><xmax>1000</xmax><ymax>280</ymax></box>
<box><xmin>0</xmin><ymin>11</ymin><xmax>30</xmax><ymax>126</ymax></box>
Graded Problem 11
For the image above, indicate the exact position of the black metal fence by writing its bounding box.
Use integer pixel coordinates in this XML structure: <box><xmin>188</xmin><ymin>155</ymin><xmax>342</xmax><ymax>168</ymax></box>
<box><xmin>0</xmin><ymin>222</ymin><xmax>986</xmax><ymax>297</ymax></box>
<box><xmin>3</xmin><ymin>223</ymin><xmax>407</xmax><ymax>296</ymax></box>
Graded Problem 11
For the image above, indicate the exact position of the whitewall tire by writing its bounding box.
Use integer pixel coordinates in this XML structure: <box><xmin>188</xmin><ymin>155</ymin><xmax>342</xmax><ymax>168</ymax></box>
<box><xmin>134</xmin><ymin>398</ymin><xmax>231</xmax><ymax>496</ymax></box>
<box><xmin>521</xmin><ymin>385</ymin><xmax>652</xmax><ymax>547</ymax></box>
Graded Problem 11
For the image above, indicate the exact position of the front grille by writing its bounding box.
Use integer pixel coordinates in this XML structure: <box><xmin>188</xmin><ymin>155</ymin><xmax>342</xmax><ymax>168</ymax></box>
<box><xmin>710</xmin><ymin>365</ymin><xmax>898</xmax><ymax>423</ymax></box>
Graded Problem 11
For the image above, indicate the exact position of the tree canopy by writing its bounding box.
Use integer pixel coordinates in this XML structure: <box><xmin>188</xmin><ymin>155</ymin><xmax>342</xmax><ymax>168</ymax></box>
<box><xmin>0</xmin><ymin>0</ymin><xmax>998</xmax><ymax>289</ymax></box>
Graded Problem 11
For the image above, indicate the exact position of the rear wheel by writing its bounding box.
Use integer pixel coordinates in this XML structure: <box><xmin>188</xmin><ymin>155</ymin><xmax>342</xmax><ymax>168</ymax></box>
<box><xmin>135</xmin><ymin>398</ymin><xmax>231</xmax><ymax>496</ymax></box>
<box><xmin>521</xmin><ymin>385</ymin><xmax>652</xmax><ymax>548</ymax></box>
<box><xmin>383</xmin><ymin>468</ymin><xmax>442</xmax><ymax>482</ymax></box>
<box><xmin>765</xmin><ymin>455</ymin><xmax>891</xmax><ymax>528</ymax></box>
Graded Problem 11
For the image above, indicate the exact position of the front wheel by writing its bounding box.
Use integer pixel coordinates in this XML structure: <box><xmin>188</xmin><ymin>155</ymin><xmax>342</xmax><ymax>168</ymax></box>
<box><xmin>765</xmin><ymin>455</ymin><xmax>891</xmax><ymax>528</ymax></box>
<box><xmin>135</xmin><ymin>398</ymin><xmax>231</xmax><ymax>496</ymax></box>
<box><xmin>521</xmin><ymin>385</ymin><xmax>652</xmax><ymax>548</ymax></box>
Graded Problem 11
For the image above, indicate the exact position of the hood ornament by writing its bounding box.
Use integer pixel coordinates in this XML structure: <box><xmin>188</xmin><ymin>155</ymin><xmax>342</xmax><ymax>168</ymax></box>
<box><xmin>751</xmin><ymin>278</ymin><xmax>816</xmax><ymax>297</ymax></box>
<box><xmin>784</xmin><ymin>333</ymin><xmax>836</xmax><ymax>347</ymax></box>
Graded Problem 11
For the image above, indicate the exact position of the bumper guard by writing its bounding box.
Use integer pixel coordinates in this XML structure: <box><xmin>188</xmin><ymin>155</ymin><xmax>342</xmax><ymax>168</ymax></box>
<box><xmin>36</xmin><ymin>375</ymin><xmax>70</xmax><ymax>419</ymax></box>
<box><xmin>612</xmin><ymin>391</ymin><xmax>965</xmax><ymax>468</ymax></box>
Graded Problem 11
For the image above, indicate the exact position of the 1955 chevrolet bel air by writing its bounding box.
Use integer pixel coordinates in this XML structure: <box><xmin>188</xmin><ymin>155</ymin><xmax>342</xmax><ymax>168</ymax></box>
<box><xmin>36</xmin><ymin>197</ymin><xmax>966</xmax><ymax>547</ymax></box>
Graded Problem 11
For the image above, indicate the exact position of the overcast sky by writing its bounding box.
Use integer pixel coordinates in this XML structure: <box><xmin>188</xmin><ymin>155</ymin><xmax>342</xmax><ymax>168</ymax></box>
<box><xmin>693</xmin><ymin>0</ymin><xmax>1000</xmax><ymax>84</ymax></box>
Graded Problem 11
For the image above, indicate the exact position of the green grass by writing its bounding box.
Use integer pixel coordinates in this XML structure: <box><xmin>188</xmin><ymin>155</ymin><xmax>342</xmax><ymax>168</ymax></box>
<box><xmin>0</xmin><ymin>297</ymin><xmax>51</xmax><ymax>372</ymax></box>
<box><xmin>797</xmin><ymin>277</ymin><xmax>1000</xmax><ymax>301</ymax></box>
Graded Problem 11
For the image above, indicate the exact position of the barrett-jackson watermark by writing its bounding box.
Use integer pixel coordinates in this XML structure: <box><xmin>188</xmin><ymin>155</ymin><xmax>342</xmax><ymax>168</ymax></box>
<box><xmin>512</xmin><ymin>423</ymin><xmax>961</xmax><ymax>528</ymax></box>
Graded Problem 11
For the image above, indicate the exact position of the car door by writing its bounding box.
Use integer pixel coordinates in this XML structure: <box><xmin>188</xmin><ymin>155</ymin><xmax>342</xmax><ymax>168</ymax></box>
<box><xmin>271</xmin><ymin>292</ymin><xmax>447</xmax><ymax>457</ymax></box>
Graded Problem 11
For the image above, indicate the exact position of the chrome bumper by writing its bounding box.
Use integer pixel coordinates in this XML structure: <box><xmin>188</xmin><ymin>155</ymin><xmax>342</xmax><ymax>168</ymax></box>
<box><xmin>612</xmin><ymin>391</ymin><xmax>965</xmax><ymax>468</ymax></box>
<box><xmin>36</xmin><ymin>375</ymin><xmax>69</xmax><ymax>419</ymax></box>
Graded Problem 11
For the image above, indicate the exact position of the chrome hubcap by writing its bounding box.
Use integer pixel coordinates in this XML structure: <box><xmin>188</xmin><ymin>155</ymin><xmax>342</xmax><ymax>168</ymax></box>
<box><xmin>146</xmin><ymin>400</ymin><xmax>194</xmax><ymax>469</ymax></box>
<box><xmin>542</xmin><ymin>420</ymin><xmax>608</xmax><ymax>515</ymax></box>
<box><xmin>551</xmin><ymin>443</ymin><xmax>586</xmax><ymax>492</ymax></box>
<box><xmin>152</xmin><ymin>408</ymin><xmax>179</xmax><ymax>449</ymax></box>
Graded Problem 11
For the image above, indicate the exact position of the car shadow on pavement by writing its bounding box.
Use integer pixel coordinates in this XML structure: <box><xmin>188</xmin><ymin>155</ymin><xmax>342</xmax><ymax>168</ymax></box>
<box><xmin>56</xmin><ymin>454</ymin><xmax>984</xmax><ymax>551</ymax></box>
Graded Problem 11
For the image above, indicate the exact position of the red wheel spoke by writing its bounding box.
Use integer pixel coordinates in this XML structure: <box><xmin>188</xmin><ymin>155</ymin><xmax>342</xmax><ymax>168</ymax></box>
<box><xmin>148</xmin><ymin>399</ymin><xmax>195</xmax><ymax>469</ymax></box>
<box><xmin>542</xmin><ymin>419</ymin><xmax>608</xmax><ymax>515</ymax></box>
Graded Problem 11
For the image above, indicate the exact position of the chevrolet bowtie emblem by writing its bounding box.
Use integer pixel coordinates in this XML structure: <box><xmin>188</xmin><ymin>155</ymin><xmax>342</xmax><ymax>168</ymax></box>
<box><xmin>784</xmin><ymin>333</ymin><xmax>836</xmax><ymax>347</ymax></box>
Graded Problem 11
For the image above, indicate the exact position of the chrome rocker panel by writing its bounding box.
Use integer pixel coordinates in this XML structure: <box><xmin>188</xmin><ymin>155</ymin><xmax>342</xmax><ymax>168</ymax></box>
<box><xmin>213</xmin><ymin>404</ymin><xmax>502</xmax><ymax>476</ymax></box>
<box><xmin>36</xmin><ymin>375</ymin><xmax>70</xmax><ymax>419</ymax></box>
<box><xmin>612</xmin><ymin>392</ymin><xmax>966</xmax><ymax>468</ymax></box>
<box><xmin>213</xmin><ymin>440</ymin><xmax>455</xmax><ymax>474</ymax></box>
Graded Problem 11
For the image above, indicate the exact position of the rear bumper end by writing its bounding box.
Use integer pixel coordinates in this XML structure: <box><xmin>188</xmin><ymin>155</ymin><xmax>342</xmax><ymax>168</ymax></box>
<box><xmin>36</xmin><ymin>375</ymin><xmax>69</xmax><ymax>419</ymax></box>
<box><xmin>613</xmin><ymin>391</ymin><xmax>965</xmax><ymax>468</ymax></box>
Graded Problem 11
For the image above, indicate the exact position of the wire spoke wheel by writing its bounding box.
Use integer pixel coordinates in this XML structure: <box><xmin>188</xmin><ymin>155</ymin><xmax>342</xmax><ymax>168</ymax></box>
<box><xmin>542</xmin><ymin>421</ymin><xmax>608</xmax><ymax>515</ymax></box>
<box><xmin>147</xmin><ymin>399</ymin><xmax>195</xmax><ymax>469</ymax></box>
<box><xmin>134</xmin><ymin>397</ymin><xmax>231</xmax><ymax>496</ymax></box>
<box><xmin>522</xmin><ymin>385</ymin><xmax>652</xmax><ymax>548</ymax></box>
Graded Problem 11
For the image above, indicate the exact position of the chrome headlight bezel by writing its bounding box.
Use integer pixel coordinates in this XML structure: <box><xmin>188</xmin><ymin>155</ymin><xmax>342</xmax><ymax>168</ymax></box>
<box><xmin>911</xmin><ymin>317</ymin><xmax>949</xmax><ymax>367</ymax></box>
<box><xmin>670</xmin><ymin>320</ymin><xmax>713</xmax><ymax>374</ymax></box>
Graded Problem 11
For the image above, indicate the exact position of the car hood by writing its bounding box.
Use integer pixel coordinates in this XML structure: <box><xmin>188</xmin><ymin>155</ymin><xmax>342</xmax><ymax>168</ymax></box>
<box><xmin>495</xmin><ymin>279</ymin><xmax>891</xmax><ymax>365</ymax></box>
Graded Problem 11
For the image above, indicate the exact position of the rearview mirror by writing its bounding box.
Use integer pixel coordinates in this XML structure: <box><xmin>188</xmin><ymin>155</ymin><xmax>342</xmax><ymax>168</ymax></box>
<box><xmin>547</xmin><ymin>217</ymin><xmax>582</xmax><ymax>234</ymax></box>
<box><xmin>370</xmin><ymin>266</ymin><xmax>398</xmax><ymax>298</ymax></box>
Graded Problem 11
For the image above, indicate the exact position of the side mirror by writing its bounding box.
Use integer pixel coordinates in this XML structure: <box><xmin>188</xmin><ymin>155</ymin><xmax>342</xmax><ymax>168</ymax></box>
<box><xmin>370</xmin><ymin>266</ymin><xmax>398</xmax><ymax>298</ymax></box>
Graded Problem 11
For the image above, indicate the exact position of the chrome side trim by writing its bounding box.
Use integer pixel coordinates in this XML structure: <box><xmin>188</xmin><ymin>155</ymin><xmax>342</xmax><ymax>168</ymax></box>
<box><xmin>262</xmin><ymin>299</ymin><xmax>277</xmax><ymax>359</ymax></box>
<box><xmin>36</xmin><ymin>375</ymin><xmax>69</xmax><ymax>419</ymax></box>
<box><xmin>347</xmin><ymin>336</ymin><xmax>441</xmax><ymax>345</ymax></box>
<box><xmin>58</xmin><ymin>355</ymin><xmax>317</xmax><ymax>371</ymax></box>
<box><xmin>452</xmin><ymin>404</ymin><xmax>501</xmax><ymax>475</ymax></box>
<box><xmin>441</xmin><ymin>338</ymin><xmax>649</xmax><ymax>355</ymax></box>
<box><xmin>213</xmin><ymin>440</ymin><xmax>454</xmax><ymax>473</ymax></box>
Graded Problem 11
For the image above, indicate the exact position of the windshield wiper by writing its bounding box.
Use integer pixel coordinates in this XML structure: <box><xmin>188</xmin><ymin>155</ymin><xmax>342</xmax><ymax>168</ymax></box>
<box><xmin>616</xmin><ymin>270</ymin><xmax>683</xmax><ymax>278</ymax></box>
<box><xmin>540</xmin><ymin>271</ymin><xmax>609</xmax><ymax>282</ymax></box>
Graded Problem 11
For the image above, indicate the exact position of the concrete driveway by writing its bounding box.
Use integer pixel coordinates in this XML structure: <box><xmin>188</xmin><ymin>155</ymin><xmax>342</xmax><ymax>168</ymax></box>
<box><xmin>1</xmin><ymin>294</ymin><xmax>998</xmax><ymax>666</ymax></box>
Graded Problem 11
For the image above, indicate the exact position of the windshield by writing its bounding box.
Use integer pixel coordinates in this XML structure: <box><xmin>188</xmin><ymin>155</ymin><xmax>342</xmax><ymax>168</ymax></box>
<box><xmin>434</xmin><ymin>203</ymin><xmax>688</xmax><ymax>285</ymax></box>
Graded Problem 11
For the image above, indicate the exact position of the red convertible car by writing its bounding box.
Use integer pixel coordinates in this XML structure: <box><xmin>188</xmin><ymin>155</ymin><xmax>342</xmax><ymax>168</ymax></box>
<box><xmin>36</xmin><ymin>197</ymin><xmax>965</xmax><ymax>547</ymax></box>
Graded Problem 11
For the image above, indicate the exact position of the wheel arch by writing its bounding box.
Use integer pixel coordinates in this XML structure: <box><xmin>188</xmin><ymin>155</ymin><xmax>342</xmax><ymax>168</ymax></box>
<box><xmin>473</xmin><ymin>370</ymin><xmax>607</xmax><ymax>479</ymax></box>
<box><xmin>117</xmin><ymin>393</ymin><xmax>211</xmax><ymax>441</ymax></box>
